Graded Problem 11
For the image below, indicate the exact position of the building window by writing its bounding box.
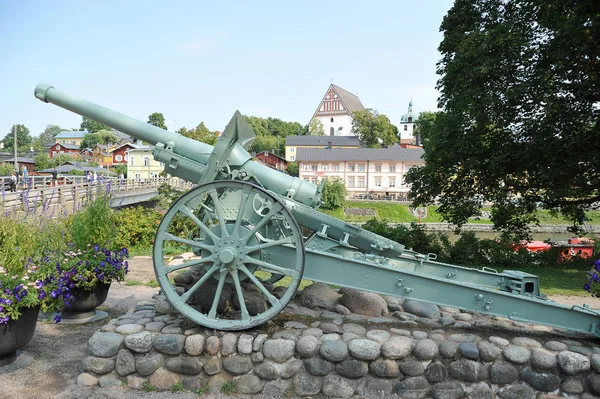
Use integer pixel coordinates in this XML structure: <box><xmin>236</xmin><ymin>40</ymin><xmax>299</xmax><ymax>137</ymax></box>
<box><xmin>332</xmin><ymin>164</ymin><xmax>339</xmax><ymax>172</ymax></box>
<box><xmin>311</xmin><ymin>164</ymin><xmax>317</xmax><ymax>171</ymax></box>
<box><xmin>390</xmin><ymin>165</ymin><xmax>396</xmax><ymax>172</ymax></box>
<box><xmin>348</xmin><ymin>165</ymin><xmax>355</xmax><ymax>172</ymax></box>
<box><xmin>311</xmin><ymin>178</ymin><xmax>318</xmax><ymax>184</ymax></box>
<box><xmin>290</xmin><ymin>147</ymin><xmax>295</xmax><ymax>152</ymax></box>
<box><xmin>115</xmin><ymin>155</ymin><xmax>123</xmax><ymax>161</ymax></box>
<box><xmin>348</xmin><ymin>177</ymin><xmax>355</xmax><ymax>187</ymax></box>
<box><xmin>330</xmin><ymin>117</ymin><xmax>334</xmax><ymax>122</ymax></box>
<box><xmin>404</xmin><ymin>125</ymin><xmax>408</xmax><ymax>131</ymax></box>
<box><xmin>375</xmin><ymin>165</ymin><xmax>382</xmax><ymax>172</ymax></box>
<box><xmin>143</xmin><ymin>157</ymin><xmax>150</xmax><ymax>167</ymax></box>
<box><xmin>303</xmin><ymin>164</ymin><xmax>309</xmax><ymax>171</ymax></box>
<box><xmin>322</xmin><ymin>165</ymin><xmax>328</xmax><ymax>172</ymax></box>
<box><xmin>134</xmin><ymin>173</ymin><xmax>141</xmax><ymax>179</ymax></box>
<box><xmin>358</xmin><ymin>164</ymin><xmax>365</xmax><ymax>172</ymax></box>
<box><xmin>330</xmin><ymin>127</ymin><xmax>334</xmax><ymax>136</ymax></box>
<box><xmin>389</xmin><ymin>177</ymin><xmax>396</xmax><ymax>187</ymax></box>
<box><xmin>290</xmin><ymin>156</ymin><xmax>295</xmax><ymax>161</ymax></box>
<box><xmin>358</xmin><ymin>177</ymin><xmax>365</xmax><ymax>187</ymax></box>
<box><xmin>375</xmin><ymin>177</ymin><xmax>382</xmax><ymax>186</ymax></box>
<box><xmin>129</xmin><ymin>156</ymin><xmax>134</xmax><ymax>166</ymax></box>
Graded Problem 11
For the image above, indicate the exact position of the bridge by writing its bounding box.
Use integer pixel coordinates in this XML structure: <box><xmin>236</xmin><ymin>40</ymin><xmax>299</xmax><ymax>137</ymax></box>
<box><xmin>0</xmin><ymin>177</ymin><xmax>195</xmax><ymax>216</ymax></box>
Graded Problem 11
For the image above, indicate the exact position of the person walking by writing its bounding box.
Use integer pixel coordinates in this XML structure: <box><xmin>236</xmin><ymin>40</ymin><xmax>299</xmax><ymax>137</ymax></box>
<box><xmin>86</xmin><ymin>171</ymin><xmax>92</xmax><ymax>185</ymax></box>
<box><xmin>51</xmin><ymin>167</ymin><xmax>58</xmax><ymax>187</ymax></box>
<box><xmin>9</xmin><ymin>170</ymin><xmax>17</xmax><ymax>192</ymax></box>
<box><xmin>21</xmin><ymin>165</ymin><xmax>29</xmax><ymax>189</ymax></box>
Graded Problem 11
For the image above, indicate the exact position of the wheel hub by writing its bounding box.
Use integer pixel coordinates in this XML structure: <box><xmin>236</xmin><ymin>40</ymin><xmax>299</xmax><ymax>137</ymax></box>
<box><xmin>219</xmin><ymin>247</ymin><xmax>236</xmax><ymax>264</ymax></box>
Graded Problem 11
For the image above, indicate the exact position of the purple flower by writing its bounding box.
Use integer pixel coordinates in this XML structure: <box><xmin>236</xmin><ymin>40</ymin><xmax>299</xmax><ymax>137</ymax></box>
<box><xmin>53</xmin><ymin>315</ymin><xmax>61</xmax><ymax>323</ymax></box>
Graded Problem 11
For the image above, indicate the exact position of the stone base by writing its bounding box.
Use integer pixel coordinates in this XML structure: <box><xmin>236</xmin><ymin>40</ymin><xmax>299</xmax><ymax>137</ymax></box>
<box><xmin>0</xmin><ymin>351</ymin><xmax>34</xmax><ymax>374</ymax></box>
<box><xmin>59</xmin><ymin>310</ymin><xmax>108</xmax><ymax>325</ymax></box>
<box><xmin>78</xmin><ymin>296</ymin><xmax>600</xmax><ymax>397</ymax></box>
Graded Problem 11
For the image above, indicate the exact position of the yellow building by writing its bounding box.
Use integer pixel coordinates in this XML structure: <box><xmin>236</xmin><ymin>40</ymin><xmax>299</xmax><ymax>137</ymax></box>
<box><xmin>54</xmin><ymin>130</ymin><xmax>88</xmax><ymax>146</ymax></box>
<box><xmin>284</xmin><ymin>135</ymin><xmax>361</xmax><ymax>162</ymax></box>
<box><xmin>126</xmin><ymin>147</ymin><xmax>164</xmax><ymax>179</ymax></box>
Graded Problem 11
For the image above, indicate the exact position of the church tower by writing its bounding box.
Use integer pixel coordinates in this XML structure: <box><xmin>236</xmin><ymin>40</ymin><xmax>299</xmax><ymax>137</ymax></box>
<box><xmin>399</xmin><ymin>99</ymin><xmax>418</xmax><ymax>144</ymax></box>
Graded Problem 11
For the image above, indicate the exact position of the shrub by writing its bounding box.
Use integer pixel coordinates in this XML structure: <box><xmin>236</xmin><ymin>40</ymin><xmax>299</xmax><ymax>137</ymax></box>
<box><xmin>320</xmin><ymin>178</ymin><xmax>346</xmax><ymax>210</ymax></box>
<box><xmin>114</xmin><ymin>206</ymin><xmax>162</xmax><ymax>249</ymax></box>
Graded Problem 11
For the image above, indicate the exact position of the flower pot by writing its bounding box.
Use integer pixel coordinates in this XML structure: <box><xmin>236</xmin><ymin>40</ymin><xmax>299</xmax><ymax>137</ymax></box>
<box><xmin>60</xmin><ymin>282</ymin><xmax>111</xmax><ymax>322</ymax></box>
<box><xmin>0</xmin><ymin>306</ymin><xmax>39</xmax><ymax>367</ymax></box>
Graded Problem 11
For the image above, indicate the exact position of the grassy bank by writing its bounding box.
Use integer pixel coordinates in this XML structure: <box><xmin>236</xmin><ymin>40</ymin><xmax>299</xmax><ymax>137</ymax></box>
<box><xmin>321</xmin><ymin>201</ymin><xmax>600</xmax><ymax>225</ymax></box>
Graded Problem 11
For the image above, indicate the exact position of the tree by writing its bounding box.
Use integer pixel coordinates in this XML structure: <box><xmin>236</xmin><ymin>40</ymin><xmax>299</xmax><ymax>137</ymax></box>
<box><xmin>81</xmin><ymin>117</ymin><xmax>111</xmax><ymax>133</ymax></box>
<box><xmin>39</xmin><ymin>124</ymin><xmax>63</xmax><ymax>147</ymax></box>
<box><xmin>80</xmin><ymin>129</ymin><xmax>118</xmax><ymax>149</ymax></box>
<box><xmin>286</xmin><ymin>161</ymin><xmax>299</xmax><ymax>177</ymax></box>
<box><xmin>250</xmin><ymin>135</ymin><xmax>279</xmax><ymax>154</ymax></box>
<box><xmin>320</xmin><ymin>178</ymin><xmax>347</xmax><ymax>210</ymax></box>
<box><xmin>351</xmin><ymin>110</ymin><xmax>398</xmax><ymax>147</ymax></box>
<box><xmin>308</xmin><ymin>118</ymin><xmax>325</xmax><ymax>136</ymax></box>
<box><xmin>413</xmin><ymin>111</ymin><xmax>439</xmax><ymax>146</ymax></box>
<box><xmin>148</xmin><ymin>112</ymin><xmax>167</xmax><ymax>129</ymax></box>
<box><xmin>2</xmin><ymin>124</ymin><xmax>32</xmax><ymax>152</ymax></box>
<box><xmin>405</xmin><ymin>0</ymin><xmax>600</xmax><ymax>238</ymax></box>
<box><xmin>177</xmin><ymin>123</ymin><xmax>219</xmax><ymax>145</ymax></box>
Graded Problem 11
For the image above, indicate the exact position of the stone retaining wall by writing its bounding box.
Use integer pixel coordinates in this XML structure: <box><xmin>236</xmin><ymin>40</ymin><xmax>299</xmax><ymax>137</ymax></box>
<box><xmin>78</xmin><ymin>296</ymin><xmax>600</xmax><ymax>398</ymax></box>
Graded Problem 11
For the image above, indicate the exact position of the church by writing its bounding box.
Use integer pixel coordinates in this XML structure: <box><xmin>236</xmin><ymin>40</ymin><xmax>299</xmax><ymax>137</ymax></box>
<box><xmin>309</xmin><ymin>84</ymin><xmax>365</xmax><ymax>137</ymax></box>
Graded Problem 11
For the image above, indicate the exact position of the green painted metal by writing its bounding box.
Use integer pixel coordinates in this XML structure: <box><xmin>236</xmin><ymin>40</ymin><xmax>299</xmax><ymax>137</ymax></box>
<box><xmin>34</xmin><ymin>83</ymin><xmax>600</xmax><ymax>336</ymax></box>
<box><xmin>153</xmin><ymin>180</ymin><xmax>304</xmax><ymax>330</ymax></box>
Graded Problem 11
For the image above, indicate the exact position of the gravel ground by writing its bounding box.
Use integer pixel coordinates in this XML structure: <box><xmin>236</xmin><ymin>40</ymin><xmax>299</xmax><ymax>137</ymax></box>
<box><xmin>0</xmin><ymin>256</ymin><xmax>598</xmax><ymax>399</ymax></box>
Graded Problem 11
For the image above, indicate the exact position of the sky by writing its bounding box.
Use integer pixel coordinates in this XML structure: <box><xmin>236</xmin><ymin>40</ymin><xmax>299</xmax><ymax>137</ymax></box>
<box><xmin>0</xmin><ymin>0</ymin><xmax>454</xmax><ymax>139</ymax></box>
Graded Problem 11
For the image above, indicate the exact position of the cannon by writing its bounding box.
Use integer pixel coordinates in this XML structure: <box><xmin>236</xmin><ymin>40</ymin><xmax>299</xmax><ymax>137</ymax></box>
<box><xmin>34</xmin><ymin>83</ymin><xmax>600</xmax><ymax>335</ymax></box>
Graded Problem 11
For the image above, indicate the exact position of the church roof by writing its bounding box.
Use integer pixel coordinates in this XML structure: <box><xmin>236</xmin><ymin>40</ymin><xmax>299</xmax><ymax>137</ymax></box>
<box><xmin>331</xmin><ymin>85</ymin><xmax>365</xmax><ymax>114</ymax></box>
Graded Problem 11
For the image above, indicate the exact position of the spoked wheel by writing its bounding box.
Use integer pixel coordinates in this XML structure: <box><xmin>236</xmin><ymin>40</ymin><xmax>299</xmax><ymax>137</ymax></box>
<box><xmin>153</xmin><ymin>180</ymin><xmax>305</xmax><ymax>330</ymax></box>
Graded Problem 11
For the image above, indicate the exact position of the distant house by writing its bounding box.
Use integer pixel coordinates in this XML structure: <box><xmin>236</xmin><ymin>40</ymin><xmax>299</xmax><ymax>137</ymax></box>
<box><xmin>254</xmin><ymin>151</ymin><xmax>288</xmax><ymax>171</ymax></box>
<box><xmin>310</xmin><ymin>84</ymin><xmax>366</xmax><ymax>137</ymax></box>
<box><xmin>284</xmin><ymin>135</ymin><xmax>361</xmax><ymax>162</ymax></box>
<box><xmin>296</xmin><ymin>144</ymin><xmax>425</xmax><ymax>200</ymax></box>
<box><xmin>126</xmin><ymin>147</ymin><xmax>163</xmax><ymax>179</ymax></box>
<box><xmin>54</xmin><ymin>130</ymin><xmax>88</xmax><ymax>146</ymax></box>
<box><xmin>38</xmin><ymin>161</ymin><xmax>112</xmax><ymax>176</ymax></box>
<box><xmin>111</xmin><ymin>143</ymin><xmax>137</xmax><ymax>165</ymax></box>
<box><xmin>79</xmin><ymin>148</ymin><xmax>94</xmax><ymax>161</ymax></box>
<box><xmin>49</xmin><ymin>143</ymin><xmax>81</xmax><ymax>159</ymax></box>
<box><xmin>92</xmin><ymin>144</ymin><xmax>114</xmax><ymax>166</ymax></box>
<box><xmin>0</xmin><ymin>155</ymin><xmax>36</xmax><ymax>174</ymax></box>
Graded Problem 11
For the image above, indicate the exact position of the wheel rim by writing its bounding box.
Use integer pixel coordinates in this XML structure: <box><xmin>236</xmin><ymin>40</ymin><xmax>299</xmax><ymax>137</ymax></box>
<box><xmin>153</xmin><ymin>180</ymin><xmax>305</xmax><ymax>330</ymax></box>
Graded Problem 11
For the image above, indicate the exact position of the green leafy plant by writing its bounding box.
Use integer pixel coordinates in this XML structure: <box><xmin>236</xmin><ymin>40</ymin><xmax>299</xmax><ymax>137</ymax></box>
<box><xmin>220</xmin><ymin>381</ymin><xmax>237</xmax><ymax>395</ymax></box>
<box><xmin>170</xmin><ymin>382</ymin><xmax>185</xmax><ymax>392</ymax></box>
<box><xmin>195</xmin><ymin>386</ymin><xmax>210</xmax><ymax>395</ymax></box>
<box><xmin>319</xmin><ymin>178</ymin><xmax>346</xmax><ymax>210</ymax></box>
<box><xmin>142</xmin><ymin>382</ymin><xmax>157</xmax><ymax>392</ymax></box>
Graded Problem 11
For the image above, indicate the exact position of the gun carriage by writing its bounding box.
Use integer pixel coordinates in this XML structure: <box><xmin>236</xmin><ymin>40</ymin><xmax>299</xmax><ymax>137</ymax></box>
<box><xmin>34</xmin><ymin>84</ymin><xmax>600</xmax><ymax>335</ymax></box>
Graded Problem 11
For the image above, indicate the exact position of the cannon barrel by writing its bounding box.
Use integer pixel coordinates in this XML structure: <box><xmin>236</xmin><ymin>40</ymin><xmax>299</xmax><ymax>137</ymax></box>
<box><xmin>34</xmin><ymin>83</ymin><xmax>320</xmax><ymax>207</ymax></box>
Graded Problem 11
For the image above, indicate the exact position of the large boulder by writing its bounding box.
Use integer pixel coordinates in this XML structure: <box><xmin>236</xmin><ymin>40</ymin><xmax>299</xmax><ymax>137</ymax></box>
<box><xmin>298</xmin><ymin>283</ymin><xmax>341</xmax><ymax>310</ymax></box>
<box><xmin>403</xmin><ymin>300</ymin><xmax>440</xmax><ymax>320</ymax></box>
<box><xmin>339</xmin><ymin>288</ymin><xmax>389</xmax><ymax>317</ymax></box>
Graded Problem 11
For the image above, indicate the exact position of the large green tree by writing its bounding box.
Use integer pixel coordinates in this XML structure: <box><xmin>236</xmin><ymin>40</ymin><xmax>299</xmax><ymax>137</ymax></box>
<box><xmin>351</xmin><ymin>109</ymin><xmax>398</xmax><ymax>147</ymax></box>
<box><xmin>80</xmin><ymin>129</ymin><xmax>119</xmax><ymax>149</ymax></box>
<box><xmin>308</xmin><ymin>118</ymin><xmax>325</xmax><ymax>136</ymax></box>
<box><xmin>406</xmin><ymin>0</ymin><xmax>600</xmax><ymax>238</ymax></box>
<box><xmin>39</xmin><ymin>124</ymin><xmax>63</xmax><ymax>147</ymax></box>
<box><xmin>177</xmin><ymin>123</ymin><xmax>219</xmax><ymax>145</ymax></box>
<box><xmin>2</xmin><ymin>124</ymin><xmax>32</xmax><ymax>152</ymax></box>
<box><xmin>81</xmin><ymin>117</ymin><xmax>111</xmax><ymax>133</ymax></box>
<box><xmin>244</xmin><ymin>116</ymin><xmax>307</xmax><ymax>137</ymax></box>
<box><xmin>413</xmin><ymin>111</ymin><xmax>439</xmax><ymax>147</ymax></box>
<box><xmin>148</xmin><ymin>112</ymin><xmax>167</xmax><ymax>129</ymax></box>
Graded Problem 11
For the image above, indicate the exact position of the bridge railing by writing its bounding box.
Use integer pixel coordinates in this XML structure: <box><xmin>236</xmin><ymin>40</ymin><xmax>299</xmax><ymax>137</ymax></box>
<box><xmin>0</xmin><ymin>177</ymin><xmax>195</xmax><ymax>216</ymax></box>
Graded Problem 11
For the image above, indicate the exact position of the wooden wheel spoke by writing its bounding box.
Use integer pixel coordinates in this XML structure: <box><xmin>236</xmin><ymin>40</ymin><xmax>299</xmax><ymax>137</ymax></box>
<box><xmin>239</xmin><ymin>264</ymin><xmax>278</xmax><ymax>305</ymax></box>
<box><xmin>245</xmin><ymin>237</ymin><xmax>293</xmax><ymax>252</ymax></box>
<box><xmin>208</xmin><ymin>189</ymin><xmax>229</xmax><ymax>238</ymax></box>
<box><xmin>243</xmin><ymin>256</ymin><xmax>300</xmax><ymax>279</ymax></box>
<box><xmin>164</xmin><ymin>233</ymin><xmax>215</xmax><ymax>252</ymax></box>
<box><xmin>163</xmin><ymin>256</ymin><xmax>214</xmax><ymax>275</ymax></box>
<box><xmin>180</xmin><ymin>205</ymin><xmax>220</xmax><ymax>242</ymax></box>
<box><xmin>208</xmin><ymin>270</ymin><xmax>228</xmax><ymax>318</ymax></box>
<box><xmin>241</xmin><ymin>203</ymin><xmax>284</xmax><ymax>243</ymax></box>
<box><xmin>179</xmin><ymin>264</ymin><xmax>218</xmax><ymax>302</ymax></box>
<box><xmin>231</xmin><ymin>270</ymin><xmax>250</xmax><ymax>320</ymax></box>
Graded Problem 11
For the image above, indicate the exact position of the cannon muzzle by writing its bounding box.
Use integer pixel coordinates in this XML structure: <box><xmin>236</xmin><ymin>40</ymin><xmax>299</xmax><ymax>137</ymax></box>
<box><xmin>34</xmin><ymin>83</ymin><xmax>321</xmax><ymax>207</ymax></box>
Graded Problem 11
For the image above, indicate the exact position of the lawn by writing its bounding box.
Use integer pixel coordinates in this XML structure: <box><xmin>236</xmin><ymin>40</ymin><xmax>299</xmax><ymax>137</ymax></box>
<box><xmin>321</xmin><ymin>201</ymin><xmax>600</xmax><ymax>226</ymax></box>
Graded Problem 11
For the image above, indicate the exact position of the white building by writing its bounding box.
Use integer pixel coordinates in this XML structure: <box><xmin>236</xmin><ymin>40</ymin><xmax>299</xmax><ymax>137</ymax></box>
<box><xmin>296</xmin><ymin>145</ymin><xmax>425</xmax><ymax>200</ymax></box>
<box><xmin>399</xmin><ymin>99</ymin><xmax>418</xmax><ymax>144</ymax></box>
<box><xmin>310</xmin><ymin>84</ymin><xmax>365</xmax><ymax>137</ymax></box>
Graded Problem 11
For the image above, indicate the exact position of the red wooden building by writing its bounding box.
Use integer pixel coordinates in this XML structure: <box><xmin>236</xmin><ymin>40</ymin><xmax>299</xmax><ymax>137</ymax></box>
<box><xmin>255</xmin><ymin>151</ymin><xmax>288</xmax><ymax>171</ymax></box>
<box><xmin>49</xmin><ymin>143</ymin><xmax>80</xmax><ymax>158</ymax></box>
